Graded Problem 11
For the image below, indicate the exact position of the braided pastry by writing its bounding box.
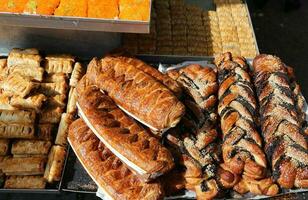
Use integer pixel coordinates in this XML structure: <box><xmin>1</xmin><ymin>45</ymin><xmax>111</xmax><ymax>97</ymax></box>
<box><xmin>253</xmin><ymin>54</ymin><xmax>308</xmax><ymax>189</ymax></box>
<box><xmin>215</xmin><ymin>53</ymin><xmax>268</xmax><ymax>188</ymax></box>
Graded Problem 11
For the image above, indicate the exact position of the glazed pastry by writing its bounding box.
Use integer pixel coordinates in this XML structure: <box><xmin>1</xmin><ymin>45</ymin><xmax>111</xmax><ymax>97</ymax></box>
<box><xmin>69</xmin><ymin>62</ymin><xmax>85</xmax><ymax>87</ymax></box>
<box><xmin>1</xmin><ymin>157</ymin><xmax>46</xmax><ymax>175</ymax></box>
<box><xmin>76</xmin><ymin>75</ymin><xmax>93</xmax><ymax>97</ymax></box>
<box><xmin>0</xmin><ymin>139</ymin><xmax>9</xmax><ymax>156</ymax></box>
<box><xmin>9</xmin><ymin>65</ymin><xmax>44</xmax><ymax>82</ymax></box>
<box><xmin>44</xmin><ymin>145</ymin><xmax>66</xmax><ymax>183</ymax></box>
<box><xmin>0</xmin><ymin>123</ymin><xmax>35</xmax><ymax>139</ymax></box>
<box><xmin>66</xmin><ymin>87</ymin><xmax>77</xmax><ymax>114</ymax></box>
<box><xmin>11</xmin><ymin>140</ymin><xmax>52</xmax><ymax>155</ymax></box>
<box><xmin>1</xmin><ymin>74</ymin><xmax>37</xmax><ymax>98</ymax></box>
<box><xmin>4</xmin><ymin>176</ymin><xmax>46</xmax><ymax>189</ymax></box>
<box><xmin>39</xmin><ymin>106</ymin><xmax>63</xmax><ymax>124</ymax></box>
<box><xmin>253</xmin><ymin>54</ymin><xmax>308</xmax><ymax>189</ymax></box>
<box><xmin>37</xmin><ymin>124</ymin><xmax>54</xmax><ymax>141</ymax></box>
<box><xmin>77</xmin><ymin>86</ymin><xmax>174</xmax><ymax>181</ymax></box>
<box><xmin>10</xmin><ymin>93</ymin><xmax>47</xmax><ymax>112</ymax></box>
<box><xmin>55</xmin><ymin>113</ymin><xmax>74</xmax><ymax>146</ymax></box>
<box><xmin>39</xmin><ymin>82</ymin><xmax>68</xmax><ymax>96</ymax></box>
<box><xmin>45</xmin><ymin>55</ymin><xmax>75</xmax><ymax>74</ymax></box>
<box><xmin>215</xmin><ymin>53</ymin><xmax>269</xmax><ymax>191</ymax></box>
<box><xmin>86</xmin><ymin>57</ymin><xmax>185</xmax><ymax>131</ymax></box>
<box><xmin>68</xmin><ymin>118</ymin><xmax>164</xmax><ymax>200</ymax></box>
<box><xmin>0</xmin><ymin>109</ymin><xmax>36</xmax><ymax>124</ymax></box>
<box><xmin>7</xmin><ymin>48</ymin><xmax>41</xmax><ymax>68</ymax></box>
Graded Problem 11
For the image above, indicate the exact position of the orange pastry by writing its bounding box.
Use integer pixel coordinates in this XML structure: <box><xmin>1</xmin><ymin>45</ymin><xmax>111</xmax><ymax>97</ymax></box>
<box><xmin>5</xmin><ymin>0</ymin><xmax>28</xmax><ymax>13</ymax></box>
<box><xmin>24</xmin><ymin>0</ymin><xmax>60</xmax><ymax>15</ymax></box>
<box><xmin>119</xmin><ymin>0</ymin><xmax>150</xmax><ymax>21</ymax></box>
<box><xmin>0</xmin><ymin>1</ymin><xmax>9</xmax><ymax>12</ymax></box>
<box><xmin>88</xmin><ymin>0</ymin><xmax>118</xmax><ymax>19</ymax></box>
<box><xmin>54</xmin><ymin>0</ymin><xmax>87</xmax><ymax>17</ymax></box>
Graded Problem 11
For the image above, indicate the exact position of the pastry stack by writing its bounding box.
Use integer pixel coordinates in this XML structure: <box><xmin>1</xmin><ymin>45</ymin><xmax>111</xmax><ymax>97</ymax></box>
<box><xmin>0</xmin><ymin>48</ymin><xmax>84</xmax><ymax>189</ymax></box>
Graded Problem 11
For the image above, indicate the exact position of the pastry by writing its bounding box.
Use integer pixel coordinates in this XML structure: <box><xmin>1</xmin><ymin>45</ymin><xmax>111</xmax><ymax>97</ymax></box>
<box><xmin>76</xmin><ymin>75</ymin><xmax>93</xmax><ymax>97</ymax></box>
<box><xmin>48</xmin><ymin>94</ymin><xmax>67</xmax><ymax>108</ymax></box>
<box><xmin>1</xmin><ymin>74</ymin><xmax>37</xmax><ymax>98</ymax></box>
<box><xmin>0</xmin><ymin>139</ymin><xmax>9</xmax><ymax>156</ymax></box>
<box><xmin>55</xmin><ymin>113</ymin><xmax>74</xmax><ymax>146</ymax></box>
<box><xmin>88</xmin><ymin>0</ymin><xmax>118</xmax><ymax>19</ymax></box>
<box><xmin>119</xmin><ymin>0</ymin><xmax>151</xmax><ymax>21</ymax></box>
<box><xmin>0</xmin><ymin>109</ymin><xmax>36</xmax><ymax>124</ymax></box>
<box><xmin>44</xmin><ymin>54</ymin><xmax>75</xmax><ymax>74</ymax></box>
<box><xmin>1</xmin><ymin>157</ymin><xmax>46</xmax><ymax>175</ymax></box>
<box><xmin>0</xmin><ymin>123</ymin><xmax>35</xmax><ymax>139</ymax></box>
<box><xmin>9</xmin><ymin>65</ymin><xmax>44</xmax><ymax>82</ymax></box>
<box><xmin>69</xmin><ymin>62</ymin><xmax>85</xmax><ymax>87</ymax></box>
<box><xmin>44</xmin><ymin>73</ymin><xmax>67</xmax><ymax>83</ymax></box>
<box><xmin>66</xmin><ymin>87</ymin><xmax>77</xmax><ymax>114</ymax></box>
<box><xmin>39</xmin><ymin>106</ymin><xmax>63</xmax><ymax>124</ymax></box>
<box><xmin>4</xmin><ymin>175</ymin><xmax>46</xmax><ymax>189</ymax></box>
<box><xmin>39</xmin><ymin>82</ymin><xmax>68</xmax><ymax>96</ymax></box>
<box><xmin>68</xmin><ymin>118</ymin><xmax>164</xmax><ymax>200</ymax></box>
<box><xmin>23</xmin><ymin>0</ymin><xmax>60</xmax><ymax>15</ymax></box>
<box><xmin>86</xmin><ymin>57</ymin><xmax>185</xmax><ymax>131</ymax></box>
<box><xmin>10</xmin><ymin>93</ymin><xmax>47</xmax><ymax>112</ymax></box>
<box><xmin>54</xmin><ymin>0</ymin><xmax>87</xmax><ymax>17</ymax></box>
<box><xmin>253</xmin><ymin>54</ymin><xmax>308</xmax><ymax>189</ymax></box>
<box><xmin>37</xmin><ymin>124</ymin><xmax>54</xmax><ymax>141</ymax></box>
<box><xmin>7</xmin><ymin>48</ymin><xmax>41</xmax><ymax>68</ymax></box>
<box><xmin>77</xmin><ymin>86</ymin><xmax>174</xmax><ymax>181</ymax></box>
<box><xmin>44</xmin><ymin>145</ymin><xmax>66</xmax><ymax>183</ymax></box>
<box><xmin>11</xmin><ymin>140</ymin><xmax>52</xmax><ymax>155</ymax></box>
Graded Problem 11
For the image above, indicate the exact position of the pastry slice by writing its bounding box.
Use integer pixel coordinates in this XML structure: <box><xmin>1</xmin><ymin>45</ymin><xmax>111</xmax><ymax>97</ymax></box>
<box><xmin>69</xmin><ymin>62</ymin><xmax>85</xmax><ymax>87</ymax></box>
<box><xmin>119</xmin><ymin>0</ymin><xmax>151</xmax><ymax>21</ymax></box>
<box><xmin>44</xmin><ymin>54</ymin><xmax>75</xmax><ymax>74</ymax></box>
<box><xmin>55</xmin><ymin>113</ymin><xmax>74</xmax><ymax>146</ymax></box>
<box><xmin>0</xmin><ymin>139</ymin><xmax>9</xmax><ymax>156</ymax></box>
<box><xmin>0</xmin><ymin>123</ymin><xmax>35</xmax><ymax>139</ymax></box>
<box><xmin>37</xmin><ymin>124</ymin><xmax>54</xmax><ymax>141</ymax></box>
<box><xmin>7</xmin><ymin>48</ymin><xmax>41</xmax><ymax>68</ymax></box>
<box><xmin>68</xmin><ymin>119</ymin><xmax>164</xmax><ymax>200</ymax></box>
<box><xmin>43</xmin><ymin>145</ymin><xmax>66</xmax><ymax>183</ymax></box>
<box><xmin>66</xmin><ymin>87</ymin><xmax>77</xmax><ymax>114</ymax></box>
<box><xmin>39</xmin><ymin>82</ymin><xmax>68</xmax><ymax>96</ymax></box>
<box><xmin>0</xmin><ymin>109</ymin><xmax>36</xmax><ymax>124</ymax></box>
<box><xmin>1</xmin><ymin>74</ymin><xmax>37</xmax><ymax>98</ymax></box>
<box><xmin>10</xmin><ymin>93</ymin><xmax>47</xmax><ymax>112</ymax></box>
<box><xmin>11</xmin><ymin>140</ymin><xmax>52</xmax><ymax>155</ymax></box>
<box><xmin>1</xmin><ymin>156</ymin><xmax>46</xmax><ymax>175</ymax></box>
<box><xmin>4</xmin><ymin>175</ymin><xmax>46</xmax><ymax>189</ymax></box>
<box><xmin>39</xmin><ymin>106</ymin><xmax>63</xmax><ymax>124</ymax></box>
<box><xmin>9</xmin><ymin>65</ymin><xmax>44</xmax><ymax>82</ymax></box>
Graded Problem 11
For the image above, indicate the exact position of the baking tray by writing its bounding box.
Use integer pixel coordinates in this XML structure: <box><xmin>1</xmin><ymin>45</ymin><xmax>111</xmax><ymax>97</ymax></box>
<box><xmin>0</xmin><ymin>1</ymin><xmax>152</xmax><ymax>33</ymax></box>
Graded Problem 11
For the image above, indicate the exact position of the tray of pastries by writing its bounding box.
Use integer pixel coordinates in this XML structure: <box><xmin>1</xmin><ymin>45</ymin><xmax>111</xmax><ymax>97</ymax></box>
<box><xmin>0</xmin><ymin>48</ymin><xmax>85</xmax><ymax>193</ymax></box>
<box><xmin>0</xmin><ymin>0</ymin><xmax>152</xmax><ymax>33</ymax></box>
<box><xmin>63</xmin><ymin>53</ymin><xmax>308</xmax><ymax>199</ymax></box>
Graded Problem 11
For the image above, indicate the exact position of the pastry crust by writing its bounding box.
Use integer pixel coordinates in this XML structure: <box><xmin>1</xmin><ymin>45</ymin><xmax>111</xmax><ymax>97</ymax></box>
<box><xmin>69</xmin><ymin>62</ymin><xmax>85</xmax><ymax>87</ymax></box>
<box><xmin>55</xmin><ymin>113</ymin><xmax>74</xmax><ymax>146</ymax></box>
<box><xmin>54</xmin><ymin>0</ymin><xmax>87</xmax><ymax>17</ymax></box>
<box><xmin>44</xmin><ymin>73</ymin><xmax>67</xmax><ymax>83</ymax></box>
<box><xmin>66</xmin><ymin>87</ymin><xmax>77</xmax><ymax>114</ymax></box>
<box><xmin>76</xmin><ymin>75</ymin><xmax>93</xmax><ymax>97</ymax></box>
<box><xmin>48</xmin><ymin>94</ymin><xmax>67</xmax><ymax>108</ymax></box>
<box><xmin>4</xmin><ymin>175</ymin><xmax>46</xmax><ymax>189</ymax></box>
<box><xmin>1</xmin><ymin>74</ymin><xmax>37</xmax><ymax>98</ymax></box>
<box><xmin>7</xmin><ymin>48</ymin><xmax>41</xmax><ymax>68</ymax></box>
<box><xmin>39</xmin><ymin>82</ymin><xmax>68</xmax><ymax>96</ymax></box>
<box><xmin>11</xmin><ymin>140</ymin><xmax>52</xmax><ymax>155</ymax></box>
<box><xmin>9</xmin><ymin>65</ymin><xmax>44</xmax><ymax>82</ymax></box>
<box><xmin>0</xmin><ymin>123</ymin><xmax>35</xmax><ymax>139</ymax></box>
<box><xmin>10</xmin><ymin>93</ymin><xmax>47</xmax><ymax>112</ymax></box>
<box><xmin>39</xmin><ymin>106</ymin><xmax>63</xmax><ymax>124</ymax></box>
<box><xmin>77</xmin><ymin>87</ymin><xmax>174</xmax><ymax>180</ymax></box>
<box><xmin>37</xmin><ymin>124</ymin><xmax>54</xmax><ymax>141</ymax></box>
<box><xmin>44</xmin><ymin>145</ymin><xmax>66</xmax><ymax>183</ymax></box>
<box><xmin>23</xmin><ymin>0</ymin><xmax>60</xmax><ymax>15</ymax></box>
<box><xmin>0</xmin><ymin>109</ymin><xmax>36</xmax><ymax>124</ymax></box>
<box><xmin>87</xmin><ymin>57</ymin><xmax>185</xmax><ymax>130</ymax></box>
<box><xmin>68</xmin><ymin>119</ymin><xmax>164</xmax><ymax>200</ymax></box>
<box><xmin>1</xmin><ymin>157</ymin><xmax>46</xmax><ymax>175</ymax></box>
<box><xmin>0</xmin><ymin>139</ymin><xmax>9</xmax><ymax>156</ymax></box>
<box><xmin>44</xmin><ymin>55</ymin><xmax>75</xmax><ymax>74</ymax></box>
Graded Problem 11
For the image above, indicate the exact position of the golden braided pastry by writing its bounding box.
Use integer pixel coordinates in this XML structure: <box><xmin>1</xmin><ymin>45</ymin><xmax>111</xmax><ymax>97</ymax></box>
<box><xmin>253</xmin><ymin>54</ymin><xmax>308</xmax><ymax>189</ymax></box>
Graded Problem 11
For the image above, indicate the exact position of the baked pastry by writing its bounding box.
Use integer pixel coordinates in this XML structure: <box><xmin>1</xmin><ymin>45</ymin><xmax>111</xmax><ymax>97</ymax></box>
<box><xmin>23</xmin><ymin>0</ymin><xmax>60</xmax><ymax>15</ymax></box>
<box><xmin>66</xmin><ymin>87</ymin><xmax>77</xmax><ymax>114</ymax></box>
<box><xmin>11</xmin><ymin>140</ymin><xmax>52</xmax><ymax>155</ymax></box>
<box><xmin>114</xmin><ymin>56</ymin><xmax>183</xmax><ymax>98</ymax></box>
<box><xmin>54</xmin><ymin>0</ymin><xmax>87</xmax><ymax>17</ymax></box>
<box><xmin>4</xmin><ymin>175</ymin><xmax>46</xmax><ymax>189</ymax></box>
<box><xmin>37</xmin><ymin>124</ymin><xmax>54</xmax><ymax>141</ymax></box>
<box><xmin>39</xmin><ymin>106</ymin><xmax>63</xmax><ymax>124</ymax></box>
<box><xmin>87</xmin><ymin>57</ymin><xmax>185</xmax><ymax>131</ymax></box>
<box><xmin>0</xmin><ymin>139</ymin><xmax>9</xmax><ymax>156</ymax></box>
<box><xmin>215</xmin><ymin>53</ymin><xmax>269</xmax><ymax>190</ymax></box>
<box><xmin>7</xmin><ymin>48</ymin><xmax>41</xmax><ymax>68</ymax></box>
<box><xmin>68</xmin><ymin>118</ymin><xmax>164</xmax><ymax>200</ymax></box>
<box><xmin>10</xmin><ymin>93</ymin><xmax>47</xmax><ymax>112</ymax></box>
<box><xmin>44</xmin><ymin>73</ymin><xmax>67</xmax><ymax>83</ymax></box>
<box><xmin>253</xmin><ymin>54</ymin><xmax>308</xmax><ymax>189</ymax></box>
<box><xmin>88</xmin><ymin>0</ymin><xmax>118</xmax><ymax>19</ymax></box>
<box><xmin>69</xmin><ymin>62</ymin><xmax>85</xmax><ymax>87</ymax></box>
<box><xmin>0</xmin><ymin>109</ymin><xmax>36</xmax><ymax>124</ymax></box>
<box><xmin>1</xmin><ymin>157</ymin><xmax>46</xmax><ymax>175</ymax></box>
<box><xmin>9</xmin><ymin>65</ymin><xmax>44</xmax><ymax>82</ymax></box>
<box><xmin>39</xmin><ymin>82</ymin><xmax>68</xmax><ymax>96</ymax></box>
<box><xmin>44</xmin><ymin>55</ymin><xmax>75</xmax><ymax>74</ymax></box>
<box><xmin>55</xmin><ymin>113</ymin><xmax>74</xmax><ymax>146</ymax></box>
<box><xmin>119</xmin><ymin>0</ymin><xmax>151</xmax><ymax>21</ymax></box>
<box><xmin>77</xmin><ymin>86</ymin><xmax>174</xmax><ymax>181</ymax></box>
<box><xmin>48</xmin><ymin>94</ymin><xmax>67</xmax><ymax>108</ymax></box>
<box><xmin>44</xmin><ymin>145</ymin><xmax>66</xmax><ymax>183</ymax></box>
<box><xmin>76</xmin><ymin>75</ymin><xmax>93</xmax><ymax>97</ymax></box>
<box><xmin>0</xmin><ymin>93</ymin><xmax>16</xmax><ymax>110</ymax></box>
<box><xmin>1</xmin><ymin>74</ymin><xmax>37</xmax><ymax>98</ymax></box>
<box><xmin>0</xmin><ymin>123</ymin><xmax>35</xmax><ymax>139</ymax></box>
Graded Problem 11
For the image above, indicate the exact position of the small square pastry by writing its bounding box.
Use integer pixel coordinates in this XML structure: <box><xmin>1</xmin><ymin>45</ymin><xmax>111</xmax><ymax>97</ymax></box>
<box><xmin>7</xmin><ymin>48</ymin><xmax>41</xmax><ymax>68</ymax></box>
<box><xmin>45</xmin><ymin>54</ymin><xmax>75</xmax><ymax>74</ymax></box>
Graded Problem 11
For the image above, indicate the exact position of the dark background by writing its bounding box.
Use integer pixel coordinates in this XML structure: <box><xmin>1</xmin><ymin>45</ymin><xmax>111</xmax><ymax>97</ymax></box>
<box><xmin>2</xmin><ymin>0</ymin><xmax>308</xmax><ymax>199</ymax></box>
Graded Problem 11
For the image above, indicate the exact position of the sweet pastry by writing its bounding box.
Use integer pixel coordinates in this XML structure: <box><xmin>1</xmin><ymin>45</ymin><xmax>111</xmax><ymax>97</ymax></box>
<box><xmin>11</xmin><ymin>140</ymin><xmax>52</xmax><ymax>155</ymax></box>
<box><xmin>77</xmin><ymin>86</ymin><xmax>174</xmax><ymax>181</ymax></box>
<box><xmin>39</xmin><ymin>82</ymin><xmax>68</xmax><ymax>96</ymax></box>
<box><xmin>68</xmin><ymin>118</ymin><xmax>164</xmax><ymax>200</ymax></box>
<box><xmin>1</xmin><ymin>157</ymin><xmax>46</xmax><ymax>175</ymax></box>
<box><xmin>55</xmin><ymin>113</ymin><xmax>74</xmax><ymax>146</ymax></box>
<box><xmin>253</xmin><ymin>54</ymin><xmax>308</xmax><ymax>189</ymax></box>
<box><xmin>37</xmin><ymin>124</ymin><xmax>54</xmax><ymax>141</ymax></box>
<box><xmin>9</xmin><ymin>65</ymin><xmax>44</xmax><ymax>82</ymax></box>
<box><xmin>88</xmin><ymin>0</ymin><xmax>118</xmax><ymax>19</ymax></box>
<box><xmin>66</xmin><ymin>87</ymin><xmax>77</xmax><ymax>114</ymax></box>
<box><xmin>1</xmin><ymin>74</ymin><xmax>37</xmax><ymax>98</ymax></box>
<box><xmin>44</xmin><ymin>54</ymin><xmax>75</xmax><ymax>74</ymax></box>
<box><xmin>10</xmin><ymin>93</ymin><xmax>47</xmax><ymax>112</ymax></box>
<box><xmin>0</xmin><ymin>123</ymin><xmax>35</xmax><ymax>139</ymax></box>
<box><xmin>215</xmin><ymin>53</ymin><xmax>269</xmax><ymax>191</ymax></box>
<box><xmin>87</xmin><ymin>57</ymin><xmax>185</xmax><ymax>131</ymax></box>
<box><xmin>44</xmin><ymin>145</ymin><xmax>66</xmax><ymax>183</ymax></box>
<box><xmin>0</xmin><ymin>139</ymin><xmax>9</xmax><ymax>156</ymax></box>
<box><xmin>0</xmin><ymin>109</ymin><xmax>36</xmax><ymax>124</ymax></box>
<box><xmin>69</xmin><ymin>62</ymin><xmax>85</xmax><ymax>87</ymax></box>
<box><xmin>7</xmin><ymin>48</ymin><xmax>41</xmax><ymax>68</ymax></box>
<box><xmin>4</xmin><ymin>175</ymin><xmax>46</xmax><ymax>189</ymax></box>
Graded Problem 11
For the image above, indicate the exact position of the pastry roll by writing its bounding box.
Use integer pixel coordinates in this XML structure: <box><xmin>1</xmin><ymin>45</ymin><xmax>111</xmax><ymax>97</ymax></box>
<box><xmin>0</xmin><ymin>139</ymin><xmax>9</xmax><ymax>156</ymax></box>
<box><xmin>87</xmin><ymin>57</ymin><xmax>185</xmax><ymax>131</ymax></box>
<box><xmin>66</xmin><ymin>87</ymin><xmax>77</xmax><ymax>114</ymax></box>
<box><xmin>9</xmin><ymin>65</ymin><xmax>44</xmax><ymax>82</ymax></box>
<box><xmin>0</xmin><ymin>123</ymin><xmax>35</xmax><ymax>139</ymax></box>
<box><xmin>0</xmin><ymin>109</ymin><xmax>36</xmax><ymax>124</ymax></box>
<box><xmin>37</xmin><ymin>124</ymin><xmax>54</xmax><ymax>141</ymax></box>
<box><xmin>39</xmin><ymin>106</ymin><xmax>63</xmax><ymax>124</ymax></box>
<box><xmin>4</xmin><ymin>176</ymin><xmax>46</xmax><ymax>189</ymax></box>
<box><xmin>55</xmin><ymin>113</ymin><xmax>74</xmax><ymax>146</ymax></box>
<box><xmin>77</xmin><ymin>87</ymin><xmax>174</xmax><ymax>181</ymax></box>
<box><xmin>44</xmin><ymin>73</ymin><xmax>67</xmax><ymax>83</ymax></box>
<box><xmin>1</xmin><ymin>157</ymin><xmax>46</xmax><ymax>175</ymax></box>
<box><xmin>48</xmin><ymin>94</ymin><xmax>66</xmax><ymax>108</ymax></box>
<box><xmin>1</xmin><ymin>74</ymin><xmax>37</xmax><ymax>98</ymax></box>
<box><xmin>68</xmin><ymin>119</ymin><xmax>164</xmax><ymax>200</ymax></box>
<box><xmin>44</xmin><ymin>55</ymin><xmax>75</xmax><ymax>74</ymax></box>
<box><xmin>69</xmin><ymin>62</ymin><xmax>85</xmax><ymax>87</ymax></box>
<box><xmin>44</xmin><ymin>145</ymin><xmax>66</xmax><ymax>183</ymax></box>
<box><xmin>7</xmin><ymin>48</ymin><xmax>41</xmax><ymax>68</ymax></box>
<box><xmin>12</xmin><ymin>140</ymin><xmax>52</xmax><ymax>155</ymax></box>
<box><xmin>39</xmin><ymin>82</ymin><xmax>68</xmax><ymax>96</ymax></box>
<box><xmin>10</xmin><ymin>94</ymin><xmax>47</xmax><ymax>112</ymax></box>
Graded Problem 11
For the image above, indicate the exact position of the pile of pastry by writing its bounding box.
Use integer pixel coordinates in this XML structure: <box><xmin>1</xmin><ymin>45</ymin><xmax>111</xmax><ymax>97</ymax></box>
<box><xmin>122</xmin><ymin>0</ymin><xmax>257</xmax><ymax>58</ymax></box>
<box><xmin>0</xmin><ymin>48</ymin><xmax>84</xmax><ymax>189</ymax></box>
<box><xmin>69</xmin><ymin>53</ymin><xmax>308</xmax><ymax>199</ymax></box>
